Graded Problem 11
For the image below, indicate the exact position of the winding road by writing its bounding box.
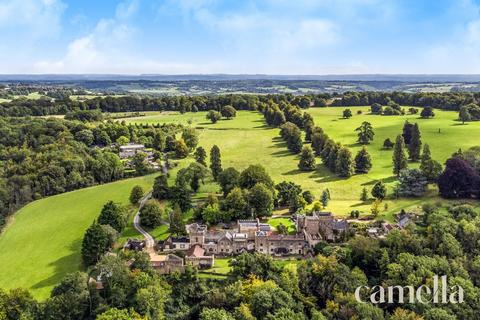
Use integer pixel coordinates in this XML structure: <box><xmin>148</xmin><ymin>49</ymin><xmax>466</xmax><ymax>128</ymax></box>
<box><xmin>132</xmin><ymin>159</ymin><xmax>169</xmax><ymax>250</ymax></box>
<box><xmin>133</xmin><ymin>192</ymin><xmax>155</xmax><ymax>250</ymax></box>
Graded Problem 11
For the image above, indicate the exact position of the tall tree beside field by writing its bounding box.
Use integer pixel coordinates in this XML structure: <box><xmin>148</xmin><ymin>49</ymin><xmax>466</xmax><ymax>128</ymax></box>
<box><xmin>206</xmin><ymin>110</ymin><xmax>222</xmax><ymax>123</ymax></box>
<box><xmin>420</xmin><ymin>144</ymin><xmax>443</xmax><ymax>182</ymax></box>
<box><xmin>392</xmin><ymin>135</ymin><xmax>408</xmax><ymax>176</ymax></box>
<box><xmin>239</xmin><ymin>164</ymin><xmax>274</xmax><ymax>189</ymax></box>
<box><xmin>298</xmin><ymin>146</ymin><xmax>316</xmax><ymax>171</ymax></box>
<box><xmin>360</xmin><ymin>187</ymin><xmax>369</xmax><ymax>202</ymax></box>
<box><xmin>210</xmin><ymin>145</ymin><xmax>222</xmax><ymax>180</ymax></box>
<box><xmin>174</xmin><ymin>139</ymin><xmax>190</xmax><ymax>159</ymax></box>
<box><xmin>280</xmin><ymin>122</ymin><xmax>303</xmax><ymax>153</ymax></box>
<box><xmin>343</xmin><ymin>109</ymin><xmax>352</xmax><ymax>119</ymax></box>
<box><xmin>194</xmin><ymin>146</ymin><xmax>207</xmax><ymax>166</ymax></box>
<box><xmin>152</xmin><ymin>174</ymin><xmax>169</xmax><ymax>200</ymax></box>
<box><xmin>273</xmin><ymin>110</ymin><xmax>286</xmax><ymax>127</ymax></box>
<box><xmin>408</xmin><ymin>123</ymin><xmax>422</xmax><ymax>161</ymax></box>
<box><xmin>217</xmin><ymin>167</ymin><xmax>240</xmax><ymax>196</ymax></box>
<box><xmin>304</xmin><ymin>121</ymin><xmax>315</xmax><ymax>142</ymax></box>
<box><xmin>221</xmin><ymin>105</ymin><xmax>237</xmax><ymax>119</ymax></box>
<box><xmin>169</xmin><ymin>204</ymin><xmax>186</xmax><ymax>236</ymax></box>
<box><xmin>248</xmin><ymin>183</ymin><xmax>274</xmax><ymax>218</ymax></box>
<box><xmin>98</xmin><ymin>201</ymin><xmax>127</xmax><ymax>233</ymax></box>
<box><xmin>321</xmin><ymin>190</ymin><xmax>329</xmax><ymax>208</ymax></box>
<box><xmin>402</xmin><ymin>121</ymin><xmax>414</xmax><ymax>145</ymax></box>
<box><xmin>139</xmin><ymin>201</ymin><xmax>163</xmax><ymax>229</ymax></box>
<box><xmin>355</xmin><ymin>121</ymin><xmax>375</xmax><ymax>145</ymax></box>
<box><xmin>130</xmin><ymin>185</ymin><xmax>144</xmax><ymax>204</ymax></box>
<box><xmin>354</xmin><ymin>147</ymin><xmax>372</xmax><ymax>173</ymax></box>
<box><xmin>170</xmin><ymin>184</ymin><xmax>192</xmax><ymax>212</ymax></box>
<box><xmin>81</xmin><ymin>222</ymin><xmax>117</xmax><ymax>266</ymax></box>
<box><xmin>371</xmin><ymin>181</ymin><xmax>387</xmax><ymax>200</ymax></box>
<box><xmin>335</xmin><ymin>147</ymin><xmax>354</xmax><ymax>177</ymax></box>
<box><xmin>459</xmin><ymin>106</ymin><xmax>472</xmax><ymax>124</ymax></box>
<box><xmin>181</xmin><ymin>127</ymin><xmax>199</xmax><ymax>151</ymax></box>
<box><xmin>420</xmin><ymin>143</ymin><xmax>431</xmax><ymax>164</ymax></box>
<box><xmin>420</xmin><ymin>106</ymin><xmax>435</xmax><ymax>118</ymax></box>
<box><xmin>311</xmin><ymin>128</ymin><xmax>327</xmax><ymax>156</ymax></box>
<box><xmin>326</xmin><ymin>142</ymin><xmax>341</xmax><ymax>172</ymax></box>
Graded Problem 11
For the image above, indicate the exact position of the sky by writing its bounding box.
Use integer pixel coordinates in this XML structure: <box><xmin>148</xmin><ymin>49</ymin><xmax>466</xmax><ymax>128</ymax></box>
<box><xmin>1</xmin><ymin>0</ymin><xmax>480</xmax><ymax>74</ymax></box>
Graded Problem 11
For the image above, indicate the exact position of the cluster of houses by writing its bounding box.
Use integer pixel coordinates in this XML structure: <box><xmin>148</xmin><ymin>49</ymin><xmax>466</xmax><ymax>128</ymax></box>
<box><xmin>124</xmin><ymin>212</ymin><xmax>350</xmax><ymax>274</ymax></box>
<box><xmin>366</xmin><ymin>211</ymin><xmax>414</xmax><ymax>238</ymax></box>
<box><xmin>118</xmin><ymin>143</ymin><xmax>159</xmax><ymax>169</ymax></box>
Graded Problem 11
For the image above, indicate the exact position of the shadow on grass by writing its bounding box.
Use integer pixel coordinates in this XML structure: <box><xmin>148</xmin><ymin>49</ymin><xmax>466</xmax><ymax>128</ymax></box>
<box><xmin>272</xmin><ymin>149</ymin><xmax>293</xmax><ymax>157</ymax></box>
<box><xmin>31</xmin><ymin>239</ymin><xmax>83</xmax><ymax>291</ymax></box>
<box><xmin>350</xmin><ymin>200</ymin><xmax>373</xmax><ymax>208</ymax></box>
<box><xmin>303</xmin><ymin>164</ymin><xmax>350</xmax><ymax>183</ymax></box>
<box><xmin>361</xmin><ymin>175</ymin><xmax>397</xmax><ymax>186</ymax></box>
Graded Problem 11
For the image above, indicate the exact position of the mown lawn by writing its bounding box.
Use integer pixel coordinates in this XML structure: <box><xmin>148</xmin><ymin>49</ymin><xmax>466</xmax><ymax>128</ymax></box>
<box><xmin>0</xmin><ymin>174</ymin><xmax>156</xmax><ymax>300</ymax></box>
<box><xmin>267</xmin><ymin>217</ymin><xmax>296</xmax><ymax>234</ymax></box>
<box><xmin>124</xmin><ymin>109</ymin><xmax>480</xmax><ymax>220</ymax></box>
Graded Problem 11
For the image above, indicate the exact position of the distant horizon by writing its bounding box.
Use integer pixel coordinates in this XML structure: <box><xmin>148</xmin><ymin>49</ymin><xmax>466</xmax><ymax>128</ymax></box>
<box><xmin>2</xmin><ymin>73</ymin><xmax>480</xmax><ymax>83</ymax></box>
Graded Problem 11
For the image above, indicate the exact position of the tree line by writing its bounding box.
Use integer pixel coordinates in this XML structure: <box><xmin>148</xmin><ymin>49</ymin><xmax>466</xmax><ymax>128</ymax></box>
<box><xmin>0</xmin><ymin>117</ymin><xmax>189</xmax><ymax>228</ymax></box>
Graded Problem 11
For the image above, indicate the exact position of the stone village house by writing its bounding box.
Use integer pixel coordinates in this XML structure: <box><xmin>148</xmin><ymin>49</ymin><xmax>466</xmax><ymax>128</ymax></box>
<box><xmin>125</xmin><ymin>212</ymin><xmax>349</xmax><ymax>274</ymax></box>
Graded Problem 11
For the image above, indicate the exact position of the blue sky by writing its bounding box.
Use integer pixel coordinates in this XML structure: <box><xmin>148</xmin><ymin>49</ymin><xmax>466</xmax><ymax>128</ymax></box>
<box><xmin>1</xmin><ymin>0</ymin><xmax>480</xmax><ymax>74</ymax></box>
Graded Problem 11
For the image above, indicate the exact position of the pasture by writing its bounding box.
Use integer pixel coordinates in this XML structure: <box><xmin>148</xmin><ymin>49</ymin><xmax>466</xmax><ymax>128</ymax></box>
<box><xmin>124</xmin><ymin>108</ymin><xmax>480</xmax><ymax>219</ymax></box>
<box><xmin>0</xmin><ymin>174</ymin><xmax>156</xmax><ymax>299</ymax></box>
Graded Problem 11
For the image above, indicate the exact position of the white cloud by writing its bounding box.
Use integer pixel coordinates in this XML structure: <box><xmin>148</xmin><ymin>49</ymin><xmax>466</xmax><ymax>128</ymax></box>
<box><xmin>33</xmin><ymin>0</ymin><xmax>140</xmax><ymax>73</ymax></box>
<box><xmin>0</xmin><ymin>0</ymin><xmax>66</xmax><ymax>37</ymax></box>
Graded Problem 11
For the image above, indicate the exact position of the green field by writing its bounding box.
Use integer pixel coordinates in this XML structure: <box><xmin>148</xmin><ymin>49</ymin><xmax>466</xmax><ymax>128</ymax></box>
<box><xmin>2</xmin><ymin>106</ymin><xmax>479</xmax><ymax>300</ymax></box>
<box><xmin>125</xmin><ymin>108</ymin><xmax>480</xmax><ymax>219</ymax></box>
<box><xmin>267</xmin><ymin>217</ymin><xmax>296</xmax><ymax>234</ymax></box>
<box><xmin>0</xmin><ymin>174</ymin><xmax>156</xmax><ymax>299</ymax></box>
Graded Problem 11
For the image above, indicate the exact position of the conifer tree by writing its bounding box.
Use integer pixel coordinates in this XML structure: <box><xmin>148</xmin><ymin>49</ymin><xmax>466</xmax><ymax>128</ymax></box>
<box><xmin>393</xmin><ymin>135</ymin><xmax>408</xmax><ymax>175</ymax></box>
<box><xmin>321</xmin><ymin>190</ymin><xmax>329</xmax><ymax>208</ymax></box>
<box><xmin>354</xmin><ymin>147</ymin><xmax>372</xmax><ymax>173</ymax></box>
<box><xmin>360</xmin><ymin>187</ymin><xmax>369</xmax><ymax>202</ymax></box>
<box><xmin>98</xmin><ymin>201</ymin><xmax>127</xmax><ymax>233</ymax></box>
<box><xmin>327</xmin><ymin>143</ymin><xmax>341</xmax><ymax>172</ymax></box>
<box><xmin>210</xmin><ymin>145</ymin><xmax>222</xmax><ymax>180</ymax></box>
<box><xmin>408</xmin><ymin>123</ymin><xmax>422</xmax><ymax>161</ymax></box>
<box><xmin>194</xmin><ymin>146</ymin><xmax>207</xmax><ymax>166</ymax></box>
<box><xmin>335</xmin><ymin>147</ymin><xmax>354</xmax><ymax>177</ymax></box>
<box><xmin>372</xmin><ymin>181</ymin><xmax>387</xmax><ymax>200</ymax></box>
<box><xmin>420</xmin><ymin>143</ymin><xmax>431</xmax><ymax>165</ymax></box>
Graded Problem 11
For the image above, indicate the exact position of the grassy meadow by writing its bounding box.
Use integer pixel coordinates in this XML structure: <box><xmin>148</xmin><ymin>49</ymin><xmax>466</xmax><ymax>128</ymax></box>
<box><xmin>125</xmin><ymin>108</ymin><xmax>480</xmax><ymax>219</ymax></box>
<box><xmin>1</xmin><ymin>106</ymin><xmax>479</xmax><ymax>300</ymax></box>
<box><xmin>0</xmin><ymin>174</ymin><xmax>157</xmax><ymax>299</ymax></box>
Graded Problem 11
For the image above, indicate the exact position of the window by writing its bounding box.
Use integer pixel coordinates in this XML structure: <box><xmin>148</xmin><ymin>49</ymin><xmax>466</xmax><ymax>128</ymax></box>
<box><xmin>180</xmin><ymin>244</ymin><xmax>185</xmax><ymax>249</ymax></box>
<box><xmin>298</xmin><ymin>249</ymin><xmax>302</xmax><ymax>254</ymax></box>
